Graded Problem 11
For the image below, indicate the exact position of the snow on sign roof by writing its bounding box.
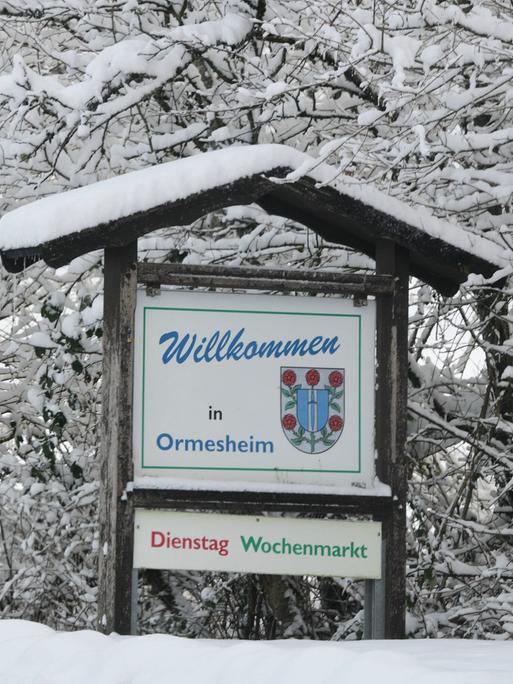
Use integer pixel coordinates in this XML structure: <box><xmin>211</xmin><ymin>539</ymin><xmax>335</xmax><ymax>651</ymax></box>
<box><xmin>0</xmin><ymin>143</ymin><xmax>506</xmax><ymax>295</ymax></box>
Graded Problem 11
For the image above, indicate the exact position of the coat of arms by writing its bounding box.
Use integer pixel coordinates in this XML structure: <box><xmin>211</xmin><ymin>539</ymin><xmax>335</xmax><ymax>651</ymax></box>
<box><xmin>281</xmin><ymin>367</ymin><xmax>345</xmax><ymax>454</ymax></box>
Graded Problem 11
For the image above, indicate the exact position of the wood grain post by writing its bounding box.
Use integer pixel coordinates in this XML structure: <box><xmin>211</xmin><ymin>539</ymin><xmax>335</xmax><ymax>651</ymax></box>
<box><xmin>97</xmin><ymin>242</ymin><xmax>138</xmax><ymax>634</ymax></box>
<box><xmin>375</xmin><ymin>239</ymin><xmax>409</xmax><ymax>639</ymax></box>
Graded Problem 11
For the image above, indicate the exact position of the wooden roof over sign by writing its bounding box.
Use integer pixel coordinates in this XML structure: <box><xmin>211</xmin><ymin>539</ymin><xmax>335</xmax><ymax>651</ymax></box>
<box><xmin>0</xmin><ymin>144</ymin><xmax>505</xmax><ymax>295</ymax></box>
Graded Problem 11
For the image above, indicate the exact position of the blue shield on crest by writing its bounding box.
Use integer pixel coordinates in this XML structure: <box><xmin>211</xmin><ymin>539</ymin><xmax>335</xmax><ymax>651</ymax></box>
<box><xmin>296</xmin><ymin>389</ymin><xmax>329</xmax><ymax>433</ymax></box>
<box><xmin>280</xmin><ymin>367</ymin><xmax>345</xmax><ymax>455</ymax></box>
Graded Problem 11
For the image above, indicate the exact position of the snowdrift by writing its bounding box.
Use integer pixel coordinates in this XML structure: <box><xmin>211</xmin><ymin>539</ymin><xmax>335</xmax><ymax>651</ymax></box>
<box><xmin>0</xmin><ymin>620</ymin><xmax>512</xmax><ymax>684</ymax></box>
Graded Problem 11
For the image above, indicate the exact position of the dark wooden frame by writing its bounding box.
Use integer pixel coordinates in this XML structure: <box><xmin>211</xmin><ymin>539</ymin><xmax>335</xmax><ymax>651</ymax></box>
<box><xmin>98</xmin><ymin>243</ymin><xmax>138</xmax><ymax>634</ymax></box>
<box><xmin>374</xmin><ymin>241</ymin><xmax>409</xmax><ymax>638</ymax></box>
<box><xmin>98</xmin><ymin>245</ymin><xmax>408</xmax><ymax>639</ymax></box>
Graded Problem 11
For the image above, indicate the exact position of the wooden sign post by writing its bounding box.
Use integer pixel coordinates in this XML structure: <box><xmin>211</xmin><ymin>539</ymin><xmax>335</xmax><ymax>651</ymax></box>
<box><xmin>365</xmin><ymin>239</ymin><xmax>409</xmax><ymax>638</ymax></box>
<box><xmin>98</xmin><ymin>242</ymin><xmax>138</xmax><ymax>634</ymax></box>
<box><xmin>97</xmin><ymin>246</ymin><xmax>408</xmax><ymax>638</ymax></box>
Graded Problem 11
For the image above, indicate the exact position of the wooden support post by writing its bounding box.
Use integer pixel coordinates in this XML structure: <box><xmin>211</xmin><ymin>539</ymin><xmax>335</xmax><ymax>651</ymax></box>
<box><xmin>97</xmin><ymin>242</ymin><xmax>138</xmax><ymax>634</ymax></box>
<box><xmin>375</xmin><ymin>239</ymin><xmax>409</xmax><ymax>639</ymax></box>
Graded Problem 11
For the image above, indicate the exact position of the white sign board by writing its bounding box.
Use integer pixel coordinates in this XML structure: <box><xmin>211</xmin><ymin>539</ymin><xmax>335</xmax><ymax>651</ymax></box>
<box><xmin>134</xmin><ymin>510</ymin><xmax>381</xmax><ymax>578</ymax></box>
<box><xmin>133</xmin><ymin>290</ymin><xmax>375</xmax><ymax>487</ymax></box>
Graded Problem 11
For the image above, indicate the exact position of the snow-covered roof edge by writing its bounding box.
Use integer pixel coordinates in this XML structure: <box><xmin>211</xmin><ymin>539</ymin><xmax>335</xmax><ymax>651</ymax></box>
<box><xmin>0</xmin><ymin>144</ymin><xmax>506</xmax><ymax>295</ymax></box>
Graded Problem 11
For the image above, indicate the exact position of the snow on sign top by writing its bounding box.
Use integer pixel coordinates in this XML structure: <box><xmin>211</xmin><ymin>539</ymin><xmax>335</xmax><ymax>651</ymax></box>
<box><xmin>0</xmin><ymin>143</ymin><xmax>507</xmax><ymax>286</ymax></box>
<box><xmin>0</xmin><ymin>146</ymin><xmax>306</xmax><ymax>250</ymax></box>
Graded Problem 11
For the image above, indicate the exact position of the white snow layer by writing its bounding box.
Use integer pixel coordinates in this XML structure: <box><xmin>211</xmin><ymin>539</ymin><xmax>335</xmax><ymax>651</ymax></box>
<box><xmin>1</xmin><ymin>620</ymin><xmax>513</xmax><ymax>684</ymax></box>
<box><xmin>0</xmin><ymin>14</ymin><xmax>252</xmax><ymax>116</ymax></box>
<box><xmin>133</xmin><ymin>476</ymin><xmax>391</xmax><ymax>496</ymax></box>
<box><xmin>0</xmin><ymin>144</ymin><xmax>506</xmax><ymax>269</ymax></box>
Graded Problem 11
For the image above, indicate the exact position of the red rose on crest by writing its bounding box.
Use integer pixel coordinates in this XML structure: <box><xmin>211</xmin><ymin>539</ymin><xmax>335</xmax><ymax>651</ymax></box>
<box><xmin>282</xmin><ymin>369</ymin><xmax>297</xmax><ymax>386</ymax></box>
<box><xmin>282</xmin><ymin>414</ymin><xmax>297</xmax><ymax>430</ymax></box>
<box><xmin>305</xmin><ymin>369</ymin><xmax>320</xmax><ymax>386</ymax></box>
<box><xmin>329</xmin><ymin>370</ymin><xmax>343</xmax><ymax>387</ymax></box>
<box><xmin>329</xmin><ymin>415</ymin><xmax>343</xmax><ymax>431</ymax></box>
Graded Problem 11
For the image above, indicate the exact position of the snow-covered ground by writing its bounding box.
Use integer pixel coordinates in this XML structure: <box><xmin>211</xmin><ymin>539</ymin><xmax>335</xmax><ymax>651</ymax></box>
<box><xmin>1</xmin><ymin>620</ymin><xmax>512</xmax><ymax>684</ymax></box>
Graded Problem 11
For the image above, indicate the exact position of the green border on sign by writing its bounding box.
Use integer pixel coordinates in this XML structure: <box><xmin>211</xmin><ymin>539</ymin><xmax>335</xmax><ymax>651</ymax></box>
<box><xmin>140</xmin><ymin>306</ymin><xmax>363</xmax><ymax>474</ymax></box>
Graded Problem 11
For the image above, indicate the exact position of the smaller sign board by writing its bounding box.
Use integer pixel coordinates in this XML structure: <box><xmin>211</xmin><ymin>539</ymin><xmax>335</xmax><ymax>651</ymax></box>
<box><xmin>134</xmin><ymin>510</ymin><xmax>381</xmax><ymax>579</ymax></box>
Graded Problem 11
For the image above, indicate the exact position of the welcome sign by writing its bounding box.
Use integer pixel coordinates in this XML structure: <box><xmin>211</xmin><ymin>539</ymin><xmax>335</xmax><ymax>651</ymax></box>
<box><xmin>133</xmin><ymin>510</ymin><xmax>381</xmax><ymax>578</ymax></box>
<box><xmin>133</xmin><ymin>290</ymin><xmax>375</xmax><ymax>487</ymax></box>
